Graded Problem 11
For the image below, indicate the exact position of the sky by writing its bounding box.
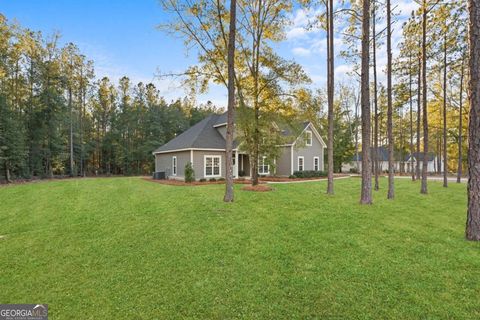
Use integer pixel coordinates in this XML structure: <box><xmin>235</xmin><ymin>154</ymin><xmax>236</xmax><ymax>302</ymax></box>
<box><xmin>2</xmin><ymin>0</ymin><xmax>419</xmax><ymax>108</ymax></box>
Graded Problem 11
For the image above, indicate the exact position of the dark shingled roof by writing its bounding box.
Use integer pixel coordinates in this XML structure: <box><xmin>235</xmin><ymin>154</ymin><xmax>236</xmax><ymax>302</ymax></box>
<box><xmin>353</xmin><ymin>146</ymin><xmax>404</xmax><ymax>161</ymax></box>
<box><xmin>406</xmin><ymin>152</ymin><xmax>437</xmax><ymax>162</ymax></box>
<box><xmin>153</xmin><ymin>114</ymin><xmax>227</xmax><ymax>152</ymax></box>
<box><xmin>153</xmin><ymin>112</ymin><xmax>315</xmax><ymax>153</ymax></box>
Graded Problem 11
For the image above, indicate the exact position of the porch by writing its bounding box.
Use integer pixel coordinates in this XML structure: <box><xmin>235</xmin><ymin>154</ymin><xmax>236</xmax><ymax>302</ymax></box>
<box><xmin>234</xmin><ymin>152</ymin><xmax>250</xmax><ymax>178</ymax></box>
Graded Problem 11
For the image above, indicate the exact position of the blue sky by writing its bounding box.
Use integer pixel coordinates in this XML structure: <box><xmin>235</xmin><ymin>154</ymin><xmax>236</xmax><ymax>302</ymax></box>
<box><xmin>2</xmin><ymin>0</ymin><xmax>418</xmax><ymax>107</ymax></box>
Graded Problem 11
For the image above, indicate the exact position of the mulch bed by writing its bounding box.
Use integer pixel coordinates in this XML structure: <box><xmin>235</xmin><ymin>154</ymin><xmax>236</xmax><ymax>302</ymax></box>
<box><xmin>259</xmin><ymin>174</ymin><xmax>349</xmax><ymax>182</ymax></box>
<box><xmin>241</xmin><ymin>185</ymin><xmax>273</xmax><ymax>192</ymax></box>
<box><xmin>143</xmin><ymin>177</ymin><xmax>261</xmax><ymax>186</ymax></box>
<box><xmin>144</xmin><ymin>174</ymin><xmax>351</xmax><ymax>186</ymax></box>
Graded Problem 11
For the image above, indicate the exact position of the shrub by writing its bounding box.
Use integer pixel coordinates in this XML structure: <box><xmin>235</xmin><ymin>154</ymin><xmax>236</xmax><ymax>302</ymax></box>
<box><xmin>238</xmin><ymin>170</ymin><xmax>246</xmax><ymax>177</ymax></box>
<box><xmin>288</xmin><ymin>175</ymin><xmax>296</xmax><ymax>179</ymax></box>
<box><xmin>209</xmin><ymin>178</ymin><xmax>217</xmax><ymax>182</ymax></box>
<box><xmin>349</xmin><ymin>168</ymin><xmax>359</xmax><ymax>174</ymax></box>
<box><xmin>199</xmin><ymin>178</ymin><xmax>207</xmax><ymax>182</ymax></box>
<box><xmin>293</xmin><ymin>170</ymin><xmax>327</xmax><ymax>178</ymax></box>
<box><xmin>184</xmin><ymin>162</ymin><xmax>195</xmax><ymax>183</ymax></box>
<box><xmin>218</xmin><ymin>178</ymin><xmax>225</xmax><ymax>181</ymax></box>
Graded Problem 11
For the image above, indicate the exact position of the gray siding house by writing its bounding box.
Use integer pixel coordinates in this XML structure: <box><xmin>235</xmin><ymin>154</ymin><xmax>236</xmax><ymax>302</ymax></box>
<box><xmin>153</xmin><ymin>113</ymin><xmax>326</xmax><ymax>180</ymax></box>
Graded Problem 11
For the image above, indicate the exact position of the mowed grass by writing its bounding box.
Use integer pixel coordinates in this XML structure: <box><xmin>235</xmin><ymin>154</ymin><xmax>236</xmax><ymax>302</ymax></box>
<box><xmin>0</xmin><ymin>177</ymin><xmax>479</xmax><ymax>319</ymax></box>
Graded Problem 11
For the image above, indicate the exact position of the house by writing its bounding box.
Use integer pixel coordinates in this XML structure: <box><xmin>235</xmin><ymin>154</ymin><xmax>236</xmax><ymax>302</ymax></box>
<box><xmin>404</xmin><ymin>152</ymin><xmax>444</xmax><ymax>173</ymax></box>
<box><xmin>152</xmin><ymin>112</ymin><xmax>326</xmax><ymax>180</ymax></box>
<box><xmin>342</xmin><ymin>146</ymin><xmax>443</xmax><ymax>174</ymax></box>
<box><xmin>342</xmin><ymin>146</ymin><xmax>403</xmax><ymax>173</ymax></box>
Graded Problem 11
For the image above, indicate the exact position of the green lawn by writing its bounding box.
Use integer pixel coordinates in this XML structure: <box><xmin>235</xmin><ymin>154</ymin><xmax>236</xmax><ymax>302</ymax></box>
<box><xmin>0</xmin><ymin>177</ymin><xmax>479</xmax><ymax>319</ymax></box>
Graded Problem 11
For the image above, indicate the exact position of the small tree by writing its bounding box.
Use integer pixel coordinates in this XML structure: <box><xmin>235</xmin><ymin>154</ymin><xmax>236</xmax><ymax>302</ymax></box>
<box><xmin>184</xmin><ymin>162</ymin><xmax>195</xmax><ymax>183</ymax></box>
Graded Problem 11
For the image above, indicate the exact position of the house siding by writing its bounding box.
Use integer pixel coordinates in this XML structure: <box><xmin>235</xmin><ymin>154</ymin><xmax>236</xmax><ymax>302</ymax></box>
<box><xmin>155</xmin><ymin>151</ymin><xmax>191</xmax><ymax>179</ymax></box>
<box><xmin>192</xmin><ymin>150</ymin><xmax>226</xmax><ymax>179</ymax></box>
<box><xmin>216</xmin><ymin>126</ymin><xmax>227</xmax><ymax>140</ymax></box>
<box><xmin>292</xmin><ymin>124</ymin><xmax>325</xmax><ymax>173</ymax></box>
<box><xmin>276</xmin><ymin>146</ymin><xmax>292</xmax><ymax>176</ymax></box>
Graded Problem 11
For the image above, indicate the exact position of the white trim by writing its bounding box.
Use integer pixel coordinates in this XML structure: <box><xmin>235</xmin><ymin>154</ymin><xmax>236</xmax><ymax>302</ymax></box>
<box><xmin>235</xmin><ymin>151</ymin><xmax>239</xmax><ymax>178</ymax></box>
<box><xmin>293</xmin><ymin>123</ymin><xmax>327</xmax><ymax>148</ymax></box>
<box><xmin>309</xmin><ymin>123</ymin><xmax>327</xmax><ymax>148</ymax></box>
<box><xmin>190</xmin><ymin>149</ymin><xmax>193</xmax><ymax>164</ymax></box>
<box><xmin>213</xmin><ymin>122</ymin><xmax>227</xmax><ymax>128</ymax></box>
<box><xmin>258</xmin><ymin>156</ymin><xmax>270</xmax><ymax>175</ymax></box>
<box><xmin>314</xmin><ymin>156</ymin><xmax>319</xmax><ymax>171</ymax></box>
<box><xmin>305</xmin><ymin>130</ymin><xmax>313</xmax><ymax>146</ymax></box>
<box><xmin>297</xmin><ymin>156</ymin><xmax>304</xmax><ymax>172</ymax></box>
<box><xmin>204</xmin><ymin>155</ymin><xmax>222</xmax><ymax>178</ymax></box>
<box><xmin>172</xmin><ymin>156</ymin><xmax>177</xmax><ymax>176</ymax></box>
<box><xmin>290</xmin><ymin>145</ymin><xmax>294</xmax><ymax>175</ymax></box>
<box><xmin>153</xmin><ymin>148</ymin><xmax>226</xmax><ymax>155</ymax></box>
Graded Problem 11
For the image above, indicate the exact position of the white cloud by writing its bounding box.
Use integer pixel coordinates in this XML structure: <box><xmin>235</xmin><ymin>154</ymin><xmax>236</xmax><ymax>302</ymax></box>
<box><xmin>292</xmin><ymin>47</ymin><xmax>311</xmax><ymax>57</ymax></box>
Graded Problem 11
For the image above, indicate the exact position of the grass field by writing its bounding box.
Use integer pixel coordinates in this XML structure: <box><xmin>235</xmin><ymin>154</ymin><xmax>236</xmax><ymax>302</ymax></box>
<box><xmin>0</xmin><ymin>177</ymin><xmax>479</xmax><ymax>319</ymax></box>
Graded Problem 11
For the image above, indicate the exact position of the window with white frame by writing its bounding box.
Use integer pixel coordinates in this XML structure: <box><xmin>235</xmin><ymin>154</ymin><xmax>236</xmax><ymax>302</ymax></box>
<box><xmin>314</xmin><ymin>156</ymin><xmax>319</xmax><ymax>171</ymax></box>
<box><xmin>298</xmin><ymin>156</ymin><xmax>304</xmax><ymax>171</ymax></box>
<box><xmin>305</xmin><ymin>130</ymin><xmax>313</xmax><ymax>146</ymax></box>
<box><xmin>204</xmin><ymin>155</ymin><xmax>221</xmax><ymax>177</ymax></box>
<box><xmin>258</xmin><ymin>156</ymin><xmax>270</xmax><ymax>175</ymax></box>
<box><xmin>172</xmin><ymin>156</ymin><xmax>177</xmax><ymax>176</ymax></box>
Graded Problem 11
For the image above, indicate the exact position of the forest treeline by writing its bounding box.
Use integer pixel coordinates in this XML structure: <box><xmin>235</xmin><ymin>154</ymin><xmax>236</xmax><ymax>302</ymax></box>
<box><xmin>0</xmin><ymin>0</ymin><xmax>470</xmax><ymax>185</ymax></box>
<box><xmin>0</xmin><ymin>14</ymin><xmax>219</xmax><ymax>181</ymax></box>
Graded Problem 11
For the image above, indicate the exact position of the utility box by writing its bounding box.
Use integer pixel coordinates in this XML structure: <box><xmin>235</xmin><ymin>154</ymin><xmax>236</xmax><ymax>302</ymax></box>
<box><xmin>153</xmin><ymin>171</ymin><xmax>166</xmax><ymax>180</ymax></box>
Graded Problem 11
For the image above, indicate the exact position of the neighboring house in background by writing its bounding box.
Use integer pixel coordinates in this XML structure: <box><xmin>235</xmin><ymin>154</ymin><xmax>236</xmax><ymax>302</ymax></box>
<box><xmin>342</xmin><ymin>146</ymin><xmax>443</xmax><ymax>174</ymax></box>
<box><xmin>153</xmin><ymin>112</ymin><xmax>326</xmax><ymax>180</ymax></box>
<box><xmin>404</xmin><ymin>152</ymin><xmax>444</xmax><ymax>173</ymax></box>
<box><xmin>342</xmin><ymin>146</ymin><xmax>402</xmax><ymax>173</ymax></box>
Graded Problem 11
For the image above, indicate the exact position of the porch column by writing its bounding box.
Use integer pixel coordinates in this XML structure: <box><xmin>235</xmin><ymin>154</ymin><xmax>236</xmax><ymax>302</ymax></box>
<box><xmin>234</xmin><ymin>151</ymin><xmax>239</xmax><ymax>178</ymax></box>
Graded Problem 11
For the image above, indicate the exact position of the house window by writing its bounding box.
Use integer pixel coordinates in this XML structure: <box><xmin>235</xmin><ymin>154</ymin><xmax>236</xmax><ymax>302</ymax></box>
<box><xmin>314</xmin><ymin>156</ymin><xmax>319</xmax><ymax>171</ymax></box>
<box><xmin>172</xmin><ymin>156</ymin><xmax>177</xmax><ymax>176</ymax></box>
<box><xmin>305</xmin><ymin>130</ymin><xmax>312</xmax><ymax>146</ymax></box>
<box><xmin>258</xmin><ymin>156</ymin><xmax>270</xmax><ymax>175</ymax></box>
<box><xmin>205</xmin><ymin>155</ymin><xmax>221</xmax><ymax>177</ymax></box>
<box><xmin>298</xmin><ymin>156</ymin><xmax>304</xmax><ymax>171</ymax></box>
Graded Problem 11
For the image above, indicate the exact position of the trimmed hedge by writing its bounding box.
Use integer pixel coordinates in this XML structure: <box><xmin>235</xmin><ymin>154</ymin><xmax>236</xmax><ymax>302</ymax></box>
<box><xmin>292</xmin><ymin>170</ymin><xmax>327</xmax><ymax>178</ymax></box>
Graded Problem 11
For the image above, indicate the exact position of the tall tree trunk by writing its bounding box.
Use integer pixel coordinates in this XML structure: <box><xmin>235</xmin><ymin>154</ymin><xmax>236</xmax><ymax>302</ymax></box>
<box><xmin>79</xmin><ymin>67</ymin><xmax>85</xmax><ymax>177</ymax></box>
<box><xmin>466</xmin><ymin>0</ymin><xmax>480</xmax><ymax>240</ymax></box>
<box><xmin>416</xmin><ymin>55</ymin><xmax>422</xmax><ymax>180</ymax></box>
<box><xmin>251</xmin><ymin>1</ymin><xmax>261</xmax><ymax>187</ymax></box>
<box><xmin>437</xmin><ymin>136</ymin><xmax>441</xmax><ymax>174</ymax></box>
<box><xmin>355</xmin><ymin>91</ymin><xmax>360</xmax><ymax>172</ymax></box>
<box><xmin>387</xmin><ymin>0</ymin><xmax>394</xmax><ymax>199</ymax></box>
<box><xmin>252</xmin><ymin>97</ymin><xmax>259</xmax><ymax>186</ymax></box>
<box><xmin>421</xmin><ymin>0</ymin><xmax>429</xmax><ymax>194</ymax></box>
<box><xmin>443</xmin><ymin>26</ymin><xmax>448</xmax><ymax>187</ymax></box>
<box><xmin>372</xmin><ymin>3</ymin><xmax>380</xmax><ymax>191</ymax></box>
<box><xmin>409</xmin><ymin>54</ymin><xmax>415</xmax><ymax>180</ymax></box>
<box><xmin>457</xmin><ymin>56</ymin><xmax>465</xmax><ymax>183</ymax></box>
<box><xmin>326</xmin><ymin>0</ymin><xmax>334</xmax><ymax>195</ymax></box>
<box><xmin>69</xmin><ymin>86</ymin><xmax>74</xmax><ymax>177</ymax></box>
<box><xmin>223</xmin><ymin>0</ymin><xmax>236</xmax><ymax>203</ymax></box>
<box><xmin>4</xmin><ymin>161</ymin><xmax>11</xmax><ymax>183</ymax></box>
<box><xmin>360</xmin><ymin>0</ymin><xmax>372</xmax><ymax>204</ymax></box>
